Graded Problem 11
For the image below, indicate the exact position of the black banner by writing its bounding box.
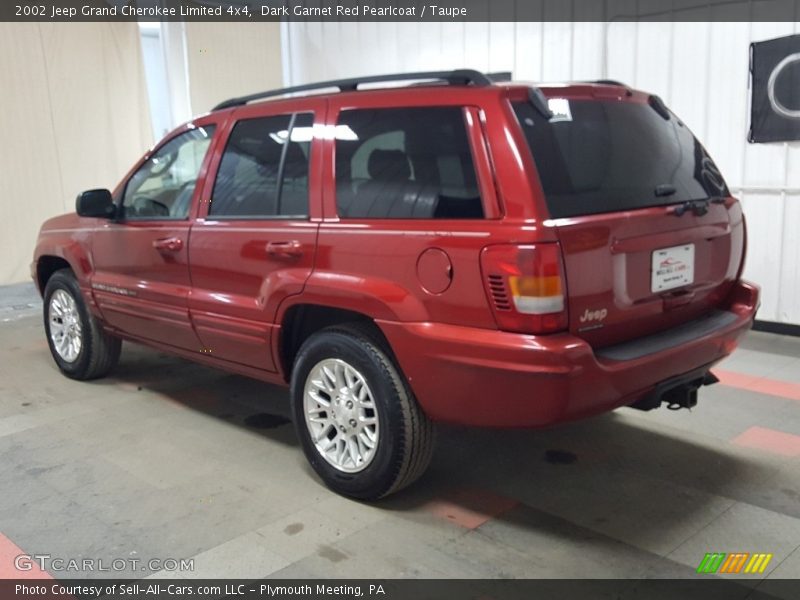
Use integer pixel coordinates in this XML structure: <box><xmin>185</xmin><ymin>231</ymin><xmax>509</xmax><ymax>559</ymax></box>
<box><xmin>750</xmin><ymin>33</ymin><xmax>800</xmax><ymax>143</ymax></box>
<box><xmin>4</xmin><ymin>579</ymin><xmax>800</xmax><ymax>600</ymax></box>
<box><xmin>4</xmin><ymin>0</ymin><xmax>800</xmax><ymax>22</ymax></box>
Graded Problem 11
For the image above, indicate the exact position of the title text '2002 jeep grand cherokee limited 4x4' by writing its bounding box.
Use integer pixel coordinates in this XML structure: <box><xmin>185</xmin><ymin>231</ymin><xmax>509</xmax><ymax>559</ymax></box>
<box><xmin>33</xmin><ymin>70</ymin><xmax>759</xmax><ymax>499</ymax></box>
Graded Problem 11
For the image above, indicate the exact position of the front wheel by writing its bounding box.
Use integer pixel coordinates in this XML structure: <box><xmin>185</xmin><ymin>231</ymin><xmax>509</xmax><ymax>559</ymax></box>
<box><xmin>290</xmin><ymin>325</ymin><xmax>435</xmax><ymax>500</ymax></box>
<box><xmin>43</xmin><ymin>269</ymin><xmax>121</xmax><ymax>380</ymax></box>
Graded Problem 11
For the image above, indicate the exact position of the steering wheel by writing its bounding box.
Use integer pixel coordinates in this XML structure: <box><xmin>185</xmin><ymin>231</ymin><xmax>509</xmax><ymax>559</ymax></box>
<box><xmin>130</xmin><ymin>195</ymin><xmax>169</xmax><ymax>217</ymax></box>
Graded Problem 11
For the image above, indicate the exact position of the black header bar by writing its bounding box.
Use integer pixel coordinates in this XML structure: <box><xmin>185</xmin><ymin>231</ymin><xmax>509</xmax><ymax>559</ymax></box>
<box><xmin>3</xmin><ymin>0</ymin><xmax>800</xmax><ymax>22</ymax></box>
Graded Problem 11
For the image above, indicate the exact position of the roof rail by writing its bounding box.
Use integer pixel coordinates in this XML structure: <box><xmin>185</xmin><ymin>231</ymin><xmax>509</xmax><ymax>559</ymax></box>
<box><xmin>212</xmin><ymin>69</ymin><xmax>495</xmax><ymax>111</ymax></box>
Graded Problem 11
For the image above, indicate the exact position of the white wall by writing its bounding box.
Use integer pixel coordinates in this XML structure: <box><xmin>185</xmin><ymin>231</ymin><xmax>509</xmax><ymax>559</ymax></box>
<box><xmin>0</xmin><ymin>22</ymin><xmax>152</xmax><ymax>285</ymax></box>
<box><xmin>284</xmin><ymin>20</ymin><xmax>800</xmax><ymax>326</ymax></box>
<box><xmin>0</xmin><ymin>21</ymin><xmax>283</xmax><ymax>286</ymax></box>
<box><xmin>139</xmin><ymin>22</ymin><xmax>283</xmax><ymax>140</ymax></box>
<box><xmin>139</xmin><ymin>23</ymin><xmax>174</xmax><ymax>140</ymax></box>
<box><xmin>184</xmin><ymin>22</ymin><xmax>283</xmax><ymax>116</ymax></box>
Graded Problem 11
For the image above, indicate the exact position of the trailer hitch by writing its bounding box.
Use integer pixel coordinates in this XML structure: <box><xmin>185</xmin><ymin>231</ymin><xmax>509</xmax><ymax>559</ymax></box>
<box><xmin>630</xmin><ymin>370</ymin><xmax>719</xmax><ymax>412</ymax></box>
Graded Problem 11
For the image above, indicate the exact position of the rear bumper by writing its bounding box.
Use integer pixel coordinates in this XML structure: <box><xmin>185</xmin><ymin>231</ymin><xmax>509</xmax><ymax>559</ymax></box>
<box><xmin>378</xmin><ymin>280</ymin><xmax>759</xmax><ymax>428</ymax></box>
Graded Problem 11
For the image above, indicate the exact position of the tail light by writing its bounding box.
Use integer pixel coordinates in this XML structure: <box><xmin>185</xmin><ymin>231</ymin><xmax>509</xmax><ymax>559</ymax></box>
<box><xmin>480</xmin><ymin>243</ymin><xmax>568</xmax><ymax>334</ymax></box>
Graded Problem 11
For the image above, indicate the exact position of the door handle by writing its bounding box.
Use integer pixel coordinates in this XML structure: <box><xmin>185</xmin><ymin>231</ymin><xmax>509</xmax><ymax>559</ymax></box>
<box><xmin>266</xmin><ymin>240</ymin><xmax>303</xmax><ymax>259</ymax></box>
<box><xmin>152</xmin><ymin>237</ymin><xmax>183</xmax><ymax>252</ymax></box>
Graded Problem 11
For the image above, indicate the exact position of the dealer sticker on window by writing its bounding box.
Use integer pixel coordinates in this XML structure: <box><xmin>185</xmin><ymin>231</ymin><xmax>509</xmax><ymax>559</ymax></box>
<box><xmin>652</xmin><ymin>244</ymin><xmax>695</xmax><ymax>292</ymax></box>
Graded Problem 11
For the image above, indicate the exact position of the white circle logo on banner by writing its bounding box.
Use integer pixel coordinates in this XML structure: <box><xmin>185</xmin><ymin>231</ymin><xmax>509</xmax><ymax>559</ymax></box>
<box><xmin>767</xmin><ymin>52</ymin><xmax>800</xmax><ymax>119</ymax></box>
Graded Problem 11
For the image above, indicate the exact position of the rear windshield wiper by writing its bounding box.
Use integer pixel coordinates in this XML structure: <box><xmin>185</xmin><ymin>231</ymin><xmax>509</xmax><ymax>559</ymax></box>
<box><xmin>654</xmin><ymin>184</ymin><xmax>676</xmax><ymax>197</ymax></box>
<box><xmin>674</xmin><ymin>199</ymin><xmax>708</xmax><ymax>216</ymax></box>
<box><xmin>673</xmin><ymin>197</ymin><xmax>726</xmax><ymax>216</ymax></box>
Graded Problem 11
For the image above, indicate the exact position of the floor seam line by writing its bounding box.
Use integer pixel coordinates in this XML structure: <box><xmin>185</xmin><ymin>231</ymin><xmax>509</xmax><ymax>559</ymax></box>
<box><xmin>663</xmin><ymin>501</ymin><xmax>738</xmax><ymax>560</ymax></box>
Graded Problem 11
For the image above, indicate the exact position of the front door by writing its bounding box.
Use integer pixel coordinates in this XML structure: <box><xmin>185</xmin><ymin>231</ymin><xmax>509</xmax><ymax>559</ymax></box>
<box><xmin>91</xmin><ymin>120</ymin><xmax>219</xmax><ymax>351</ymax></box>
<box><xmin>187</xmin><ymin>98</ymin><xmax>323</xmax><ymax>371</ymax></box>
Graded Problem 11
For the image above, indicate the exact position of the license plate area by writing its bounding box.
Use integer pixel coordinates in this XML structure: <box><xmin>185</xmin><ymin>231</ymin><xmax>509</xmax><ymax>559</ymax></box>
<box><xmin>651</xmin><ymin>244</ymin><xmax>695</xmax><ymax>293</ymax></box>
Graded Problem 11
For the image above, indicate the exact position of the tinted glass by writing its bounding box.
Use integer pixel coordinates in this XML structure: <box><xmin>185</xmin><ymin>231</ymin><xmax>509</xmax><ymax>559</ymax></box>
<box><xmin>335</xmin><ymin>107</ymin><xmax>483</xmax><ymax>219</ymax></box>
<box><xmin>210</xmin><ymin>113</ymin><xmax>312</xmax><ymax>218</ymax></box>
<box><xmin>123</xmin><ymin>125</ymin><xmax>215</xmax><ymax>219</ymax></box>
<box><xmin>513</xmin><ymin>99</ymin><xmax>729</xmax><ymax>218</ymax></box>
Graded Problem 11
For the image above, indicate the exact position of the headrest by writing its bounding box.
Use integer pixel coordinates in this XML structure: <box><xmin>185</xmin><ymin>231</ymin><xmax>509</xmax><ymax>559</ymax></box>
<box><xmin>367</xmin><ymin>149</ymin><xmax>411</xmax><ymax>182</ymax></box>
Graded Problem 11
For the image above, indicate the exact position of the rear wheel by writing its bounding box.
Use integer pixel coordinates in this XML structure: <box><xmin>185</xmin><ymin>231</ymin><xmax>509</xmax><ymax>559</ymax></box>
<box><xmin>290</xmin><ymin>325</ymin><xmax>434</xmax><ymax>500</ymax></box>
<box><xmin>43</xmin><ymin>269</ymin><xmax>121</xmax><ymax>380</ymax></box>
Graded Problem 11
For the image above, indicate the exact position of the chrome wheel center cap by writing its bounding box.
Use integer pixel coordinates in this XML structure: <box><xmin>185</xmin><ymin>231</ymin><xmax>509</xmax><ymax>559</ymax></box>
<box><xmin>332</xmin><ymin>391</ymin><xmax>358</xmax><ymax>432</ymax></box>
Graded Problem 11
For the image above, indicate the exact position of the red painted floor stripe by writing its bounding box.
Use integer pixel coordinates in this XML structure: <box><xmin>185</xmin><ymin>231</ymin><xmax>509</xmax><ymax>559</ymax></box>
<box><xmin>732</xmin><ymin>426</ymin><xmax>800</xmax><ymax>457</ymax></box>
<box><xmin>424</xmin><ymin>488</ymin><xmax>519</xmax><ymax>530</ymax></box>
<box><xmin>0</xmin><ymin>532</ymin><xmax>52</xmax><ymax>579</ymax></box>
<box><xmin>714</xmin><ymin>369</ymin><xmax>800</xmax><ymax>402</ymax></box>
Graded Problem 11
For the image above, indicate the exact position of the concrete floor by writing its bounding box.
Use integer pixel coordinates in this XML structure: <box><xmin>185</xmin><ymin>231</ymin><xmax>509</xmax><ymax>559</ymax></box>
<box><xmin>2</xmin><ymin>283</ymin><xmax>800</xmax><ymax>591</ymax></box>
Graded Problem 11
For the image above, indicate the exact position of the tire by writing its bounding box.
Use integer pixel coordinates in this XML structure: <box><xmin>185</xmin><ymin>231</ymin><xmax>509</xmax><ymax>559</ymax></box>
<box><xmin>290</xmin><ymin>324</ymin><xmax>435</xmax><ymax>500</ymax></box>
<box><xmin>43</xmin><ymin>269</ymin><xmax>121</xmax><ymax>380</ymax></box>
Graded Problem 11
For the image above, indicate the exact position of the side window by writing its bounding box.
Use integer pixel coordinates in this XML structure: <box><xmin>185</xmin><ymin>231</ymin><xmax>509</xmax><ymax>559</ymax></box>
<box><xmin>335</xmin><ymin>107</ymin><xmax>483</xmax><ymax>219</ymax></box>
<box><xmin>123</xmin><ymin>125</ymin><xmax>215</xmax><ymax>219</ymax></box>
<box><xmin>209</xmin><ymin>113</ymin><xmax>313</xmax><ymax>218</ymax></box>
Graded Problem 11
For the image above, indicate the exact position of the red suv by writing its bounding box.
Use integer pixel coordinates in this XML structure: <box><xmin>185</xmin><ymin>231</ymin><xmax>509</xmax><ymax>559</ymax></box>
<box><xmin>33</xmin><ymin>70</ymin><xmax>759</xmax><ymax>499</ymax></box>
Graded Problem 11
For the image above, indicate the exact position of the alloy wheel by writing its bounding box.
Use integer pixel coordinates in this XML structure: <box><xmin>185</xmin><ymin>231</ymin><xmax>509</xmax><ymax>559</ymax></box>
<box><xmin>303</xmin><ymin>358</ymin><xmax>380</xmax><ymax>473</ymax></box>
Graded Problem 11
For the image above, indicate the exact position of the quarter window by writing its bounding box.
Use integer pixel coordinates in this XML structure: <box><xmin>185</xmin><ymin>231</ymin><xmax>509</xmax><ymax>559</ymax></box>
<box><xmin>335</xmin><ymin>107</ymin><xmax>483</xmax><ymax>219</ymax></box>
<box><xmin>122</xmin><ymin>125</ymin><xmax>216</xmax><ymax>219</ymax></box>
<box><xmin>210</xmin><ymin>113</ymin><xmax>313</xmax><ymax>218</ymax></box>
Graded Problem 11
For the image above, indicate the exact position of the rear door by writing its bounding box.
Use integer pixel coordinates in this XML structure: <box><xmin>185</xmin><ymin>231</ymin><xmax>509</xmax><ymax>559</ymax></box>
<box><xmin>187</xmin><ymin>97</ymin><xmax>323</xmax><ymax>371</ymax></box>
<box><xmin>513</xmin><ymin>88</ymin><xmax>745</xmax><ymax>348</ymax></box>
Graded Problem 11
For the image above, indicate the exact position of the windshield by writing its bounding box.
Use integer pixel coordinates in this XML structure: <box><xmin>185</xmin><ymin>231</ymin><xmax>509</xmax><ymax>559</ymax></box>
<box><xmin>513</xmin><ymin>98</ymin><xmax>729</xmax><ymax>218</ymax></box>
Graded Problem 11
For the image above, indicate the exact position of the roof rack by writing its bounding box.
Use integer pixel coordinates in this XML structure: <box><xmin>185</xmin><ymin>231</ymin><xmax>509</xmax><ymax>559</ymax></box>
<box><xmin>212</xmin><ymin>69</ymin><xmax>496</xmax><ymax>111</ymax></box>
<box><xmin>486</xmin><ymin>72</ymin><xmax>512</xmax><ymax>82</ymax></box>
<box><xmin>591</xmin><ymin>79</ymin><xmax>629</xmax><ymax>87</ymax></box>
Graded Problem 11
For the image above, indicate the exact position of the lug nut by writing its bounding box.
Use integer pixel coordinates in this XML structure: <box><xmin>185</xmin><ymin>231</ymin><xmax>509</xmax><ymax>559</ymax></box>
<box><xmin>349</xmin><ymin>419</ymin><xmax>357</xmax><ymax>427</ymax></box>
<box><xmin>346</xmin><ymin>401</ymin><xmax>353</xmax><ymax>409</ymax></box>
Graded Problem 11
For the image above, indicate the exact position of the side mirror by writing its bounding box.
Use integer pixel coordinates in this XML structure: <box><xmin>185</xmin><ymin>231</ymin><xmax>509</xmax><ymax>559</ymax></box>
<box><xmin>76</xmin><ymin>189</ymin><xmax>115</xmax><ymax>218</ymax></box>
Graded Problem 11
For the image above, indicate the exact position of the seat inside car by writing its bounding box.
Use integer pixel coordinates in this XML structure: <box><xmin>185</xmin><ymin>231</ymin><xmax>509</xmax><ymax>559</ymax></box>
<box><xmin>169</xmin><ymin>182</ymin><xmax>196</xmax><ymax>218</ymax></box>
<box><xmin>350</xmin><ymin>149</ymin><xmax>439</xmax><ymax>218</ymax></box>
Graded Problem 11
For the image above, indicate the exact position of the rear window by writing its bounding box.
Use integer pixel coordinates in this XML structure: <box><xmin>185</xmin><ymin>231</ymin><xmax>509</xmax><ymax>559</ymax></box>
<box><xmin>513</xmin><ymin>98</ymin><xmax>729</xmax><ymax>218</ymax></box>
<box><xmin>210</xmin><ymin>113</ymin><xmax>312</xmax><ymax>219</ymax></box>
